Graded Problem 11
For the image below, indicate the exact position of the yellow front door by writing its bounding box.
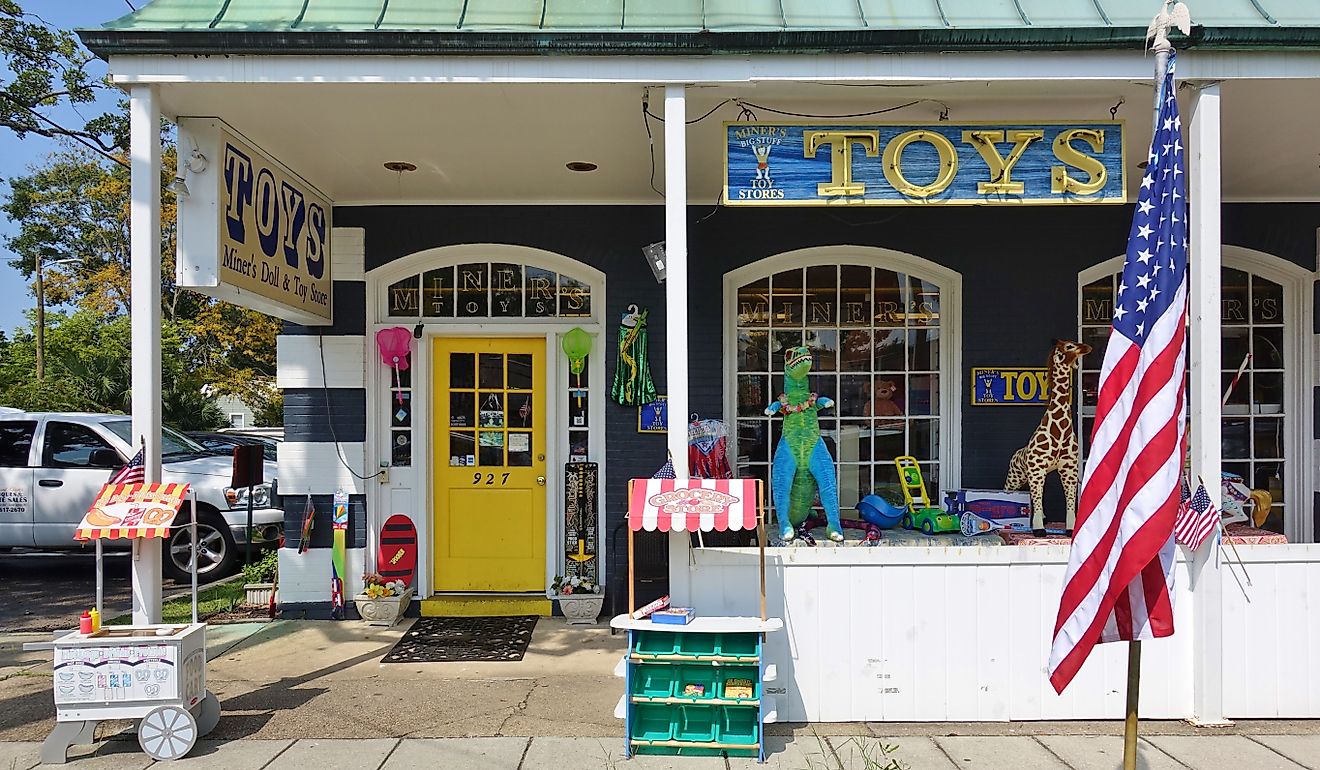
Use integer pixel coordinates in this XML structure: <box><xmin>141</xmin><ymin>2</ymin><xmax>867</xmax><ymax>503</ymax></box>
<box><xmin>433</xmin><ymin>337</ymin><xmax>546</xmax><ymax>592</ymax></box>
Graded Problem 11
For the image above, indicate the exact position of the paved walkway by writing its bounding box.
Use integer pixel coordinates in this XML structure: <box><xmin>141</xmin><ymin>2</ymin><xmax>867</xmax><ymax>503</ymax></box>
<box><xmin>1</xmin><ymin>733</ymin><xmax>1318</xmax><ymax>769</ymax></box>
<box><xmin>4</xmin><ymin>621</ymin><xmax>1320</xmax><ymax>768</ymax></box>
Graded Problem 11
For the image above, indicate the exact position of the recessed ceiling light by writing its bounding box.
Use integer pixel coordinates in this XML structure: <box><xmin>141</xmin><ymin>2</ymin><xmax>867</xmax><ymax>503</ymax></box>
<box><xmin>566</xmin><ymin>161</ymin><xmax>598</xmax><ymax>172</ymax></box>
<box><xmin>383</xmin><ymin>161</ymin><xmax>417</xmax><ymax>172</ymax></box>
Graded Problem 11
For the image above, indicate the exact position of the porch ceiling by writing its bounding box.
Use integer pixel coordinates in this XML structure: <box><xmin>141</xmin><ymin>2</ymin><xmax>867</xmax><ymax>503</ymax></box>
<box><xmin>153</xmin><ymin>78</ymin><xmax>1320</xmax><ymax>205</ymax></box>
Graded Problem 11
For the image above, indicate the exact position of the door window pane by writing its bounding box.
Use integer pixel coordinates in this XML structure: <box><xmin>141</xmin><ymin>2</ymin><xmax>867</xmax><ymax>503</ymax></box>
<box><xmin>450</xmin><ymin>353</ymin><xmax>475</xmax><ymax>389</ymax></box>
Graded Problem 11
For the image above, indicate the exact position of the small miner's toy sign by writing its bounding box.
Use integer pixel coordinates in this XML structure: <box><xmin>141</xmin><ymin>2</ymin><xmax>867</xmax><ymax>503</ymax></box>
<box><xmin>971</xmin><ymin>368</ymin><xmax>1051</xmax><ymax>406</ymax></box>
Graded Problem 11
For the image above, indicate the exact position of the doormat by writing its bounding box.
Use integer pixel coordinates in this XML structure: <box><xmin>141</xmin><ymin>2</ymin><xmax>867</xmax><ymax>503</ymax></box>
<box><xmin>381</xmin><ymin>616</ymin><xmax>538</xmax><ymax>663</ymax></box>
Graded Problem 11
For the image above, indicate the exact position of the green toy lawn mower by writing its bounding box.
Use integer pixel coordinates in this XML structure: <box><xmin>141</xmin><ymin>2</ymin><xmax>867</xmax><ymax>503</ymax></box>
<box><xmin>895</xmin><ymin>456</ymin><xmax>960</xmax><ymax>536</ymax></box>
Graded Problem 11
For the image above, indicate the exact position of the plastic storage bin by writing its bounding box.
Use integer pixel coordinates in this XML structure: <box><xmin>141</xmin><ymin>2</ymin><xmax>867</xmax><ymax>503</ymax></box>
<box><xmin>630</xmin><ymin>666</ymin><xmax>675</xmax><ymax>699</ymax></box>
<box><xmin>674</xmin><ymin>705</ymin><xmax>716</xmax><ymax>742</ymax></box>
<box><xmin>718</xmin><ymin>706</ymin><xmax>759</xmax><ymax>746</ymax></box>
<box><xmin>675</xmin><ymin>633</ymin><xmax>717</xmax><ymax>657</ymax></box>
<box><xmin>674</xmin><ymin>666</ymin><xmax>716</xmax><ymax>700</ymax></box>
<box><xmin>629</xmin><ymin>704</ymin><xmax>674</xmax><ymax>742</ymax></box>
<box><xmin>718</xmin><ymin>633</ymin><xmax>758</xmax><ymax>658</ymax></box>
<box><xmin>718</xmin><ymin>666</ymin><xmax>760</xmax><ymax>701</ymax></box>
<box><xmin>633</xmin><ymin>630</ymin><xmax>677</xmax><ymax>656</ymax></box>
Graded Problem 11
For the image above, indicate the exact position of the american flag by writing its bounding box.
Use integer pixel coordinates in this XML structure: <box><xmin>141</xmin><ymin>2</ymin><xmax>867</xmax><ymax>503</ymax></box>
<box><xmin>1174</xmin><ymin>479</ymin><xmax>1218</xmax><ymax>551</ymax></box>
<box><xmin>108</xmin><ymin>447</ymin><xmax>146</xmax><ymax>485</ymax></box>
<box><xmin>1048</xmin><ymin>56</ymin><xmax>1187</xmax><ymax>694</ymax></box>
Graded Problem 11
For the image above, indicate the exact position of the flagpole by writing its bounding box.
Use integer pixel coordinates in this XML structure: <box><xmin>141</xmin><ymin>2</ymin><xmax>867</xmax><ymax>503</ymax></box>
<box><xmin>1124</xmin><ymin>638</ymin><xmax>1142</xmax><ymax>770</ymax></box>
<box><xmin>1123</xmin><ymin>12</ymin><xmax>1176</xmax><ymax>767</ymax></box>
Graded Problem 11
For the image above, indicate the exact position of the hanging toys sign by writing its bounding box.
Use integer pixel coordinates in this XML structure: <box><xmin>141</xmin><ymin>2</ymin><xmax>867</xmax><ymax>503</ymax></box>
<box><xmin>724</xmin><ymin>122</ymin><xmax>1126</xmax><ymax>206</ymax></box>
<box><xmin>176</xmin><ymin>118</ymin><xmax>333</xmax><ymax>325</ymax></box>
<box><xmin>611</xmin><ymin>305</ymin><xmax>657</xmax><ymax>406</ymax></box>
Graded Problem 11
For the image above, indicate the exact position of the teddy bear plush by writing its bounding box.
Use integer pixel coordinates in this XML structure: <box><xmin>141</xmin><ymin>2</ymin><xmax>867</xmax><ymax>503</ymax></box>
<box><xmin>866</xmin><ymin>379</ymin><xmax>904</xmax><ymax>417</ymax></box>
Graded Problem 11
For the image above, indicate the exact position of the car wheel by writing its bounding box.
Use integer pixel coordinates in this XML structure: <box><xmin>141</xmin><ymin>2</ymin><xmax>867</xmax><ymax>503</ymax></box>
<box><xmin>921</xmin><ymin>519</ymin><xmax>935</xmax><ymax>536</ymax></box>
<box><xmin>900</xmin><ymin>514</ymin><xmax>913</xmax><ymax>529</ymax></box>
<box><xmin>163</xmin><ymin>511</ymin><xmax>237</xmax><ymax>582</ymax></box>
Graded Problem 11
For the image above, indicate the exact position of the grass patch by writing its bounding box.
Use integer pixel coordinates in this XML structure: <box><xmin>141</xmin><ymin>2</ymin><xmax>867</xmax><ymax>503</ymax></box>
<box><xmin>108</xmin><ymin>580</ymin><xmax>246</xmax><ymax>625</ymax></box>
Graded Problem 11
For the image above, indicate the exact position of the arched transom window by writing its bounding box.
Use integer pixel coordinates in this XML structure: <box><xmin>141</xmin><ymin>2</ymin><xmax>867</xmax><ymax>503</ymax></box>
<box><xmin>385</xmin><ymin>261</ymin><xmax>593</xmax><ymax>320</ymax></box>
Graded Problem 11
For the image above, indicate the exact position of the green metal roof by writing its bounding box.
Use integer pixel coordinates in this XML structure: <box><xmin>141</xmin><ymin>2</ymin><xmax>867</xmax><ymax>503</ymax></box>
<box><xmin>81</xmin><ymin>0</ymin><xmax>1320</xmax><ymax>56</ymax></box>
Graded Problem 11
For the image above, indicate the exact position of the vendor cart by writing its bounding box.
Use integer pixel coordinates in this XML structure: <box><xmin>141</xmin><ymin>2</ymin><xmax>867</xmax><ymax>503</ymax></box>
<box><xmin>24</xmin><ymin>482</ymin><xmax>221</xmax><ymax>763</ymax></box>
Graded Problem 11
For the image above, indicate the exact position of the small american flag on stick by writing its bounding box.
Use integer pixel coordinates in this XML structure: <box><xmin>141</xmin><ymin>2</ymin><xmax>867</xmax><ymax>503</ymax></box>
<box><xmin>1174</xmin><ymin>479</ymin><xmax>1218</xmax><ymax>551</ymax></box>
<box><xmin>108</xmin><ymin>447</ymin><xmax>145</xmax><ymax>485</ymax></box>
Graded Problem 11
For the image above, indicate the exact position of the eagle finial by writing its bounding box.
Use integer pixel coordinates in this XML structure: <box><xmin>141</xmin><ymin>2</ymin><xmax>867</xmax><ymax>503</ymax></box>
<box><xmin>1147</xmin><ymin>1</ymin><xmax>1193</xmax><ymax>53</ymax></box>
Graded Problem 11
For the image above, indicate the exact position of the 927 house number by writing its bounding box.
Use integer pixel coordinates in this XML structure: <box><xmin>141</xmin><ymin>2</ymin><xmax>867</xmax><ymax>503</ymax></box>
<box><xmin>473</xmin><ymin>473</ymin><xmax>511</xmax><ymax>486</ymax></box>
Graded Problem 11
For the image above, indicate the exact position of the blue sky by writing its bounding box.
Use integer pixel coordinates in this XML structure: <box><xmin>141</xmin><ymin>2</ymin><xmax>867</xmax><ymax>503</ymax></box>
<box><xmin>0</xmin><ymin>1</ymin><xmax>129</xmax><ymax>336</ymax></box>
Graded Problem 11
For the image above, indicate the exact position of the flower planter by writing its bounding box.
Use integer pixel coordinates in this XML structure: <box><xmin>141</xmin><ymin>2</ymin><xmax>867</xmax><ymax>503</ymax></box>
<box><xmin>243</xmin><ymin>583</ymin><xmax>274</xmax><ymax>608</ymax></box>
<box><xmin>354</xmin><ymin>587</ymin><xmax>414</xmax><ymax>627</ymax></box>
<box><xmin>557</xmin><ymin>593</ymin><xmax>604</xmax><ymax>625</ymax></box>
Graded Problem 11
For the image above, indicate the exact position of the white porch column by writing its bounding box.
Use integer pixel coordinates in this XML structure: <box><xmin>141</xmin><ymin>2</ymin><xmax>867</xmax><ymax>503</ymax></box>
<box><xmin>664</xmin><ymin>84</ymin><xmax>689</xmax><ymax>480</ymax></box>
<box><xmin>664</xmin><ymin>85</ymin><xmax>692</xmax><ymax>604</ymax></box>
<box><xmin>1188</xmin><ymin>83</ymin><xmax>1227</xmax><ymax>725</ymax></box>
<box><xmin>130</xmin><ymin>84</ymin><xmax>163</xmax><ymax>625</ymax></box>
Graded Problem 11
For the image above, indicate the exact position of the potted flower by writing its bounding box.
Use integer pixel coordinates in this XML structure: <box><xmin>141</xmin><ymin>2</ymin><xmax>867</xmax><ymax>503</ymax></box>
<box><xmin>551</xmin><ymin>575</ymin><xmax>604</xmax><ymax>625</ymax></box>
<box><xmin>354</xmin><ymin>573</ymin><xmax>414</xmax><ymax>627</ymax></box>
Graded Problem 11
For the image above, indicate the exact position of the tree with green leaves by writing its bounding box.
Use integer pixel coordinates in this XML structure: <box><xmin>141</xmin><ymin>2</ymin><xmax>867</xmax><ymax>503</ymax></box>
<box><xmin>0</xmin><ymin>1</ymin><xmax>127</xmax><ymax>165</ymax></box>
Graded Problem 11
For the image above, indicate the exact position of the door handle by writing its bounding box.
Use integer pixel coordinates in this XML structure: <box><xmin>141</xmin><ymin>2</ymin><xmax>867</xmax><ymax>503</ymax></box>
<box><xmin>39</xmin><ymin>479</ymin><xmax>63</xmax><ymax>488</ymax></box>
<box><xmin>536</xmin><ymin>476</ymin><xmax>546</xmax><ymax>486</ymax></box>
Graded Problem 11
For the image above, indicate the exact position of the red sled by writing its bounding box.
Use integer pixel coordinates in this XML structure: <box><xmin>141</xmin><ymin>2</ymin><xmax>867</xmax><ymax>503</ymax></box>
<box><xmin>378</xmin><ymin>514</ymin><xmax>418</xmax><ymax>588</ymax></box>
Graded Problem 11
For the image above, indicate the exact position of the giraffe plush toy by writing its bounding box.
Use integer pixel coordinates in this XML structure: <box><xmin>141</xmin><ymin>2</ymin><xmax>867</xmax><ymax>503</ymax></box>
<box><xmin>1004</xmin><ymin>339</ymin><xmax>1093</xmax><ymax>534</ymax></box>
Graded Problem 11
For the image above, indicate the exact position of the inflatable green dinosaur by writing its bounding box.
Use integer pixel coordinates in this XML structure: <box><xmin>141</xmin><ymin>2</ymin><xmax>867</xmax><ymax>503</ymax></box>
<box><xmin>764</xmin><ymin>346</ymin><xmax>844</xmax><ymax>542</ymax></box>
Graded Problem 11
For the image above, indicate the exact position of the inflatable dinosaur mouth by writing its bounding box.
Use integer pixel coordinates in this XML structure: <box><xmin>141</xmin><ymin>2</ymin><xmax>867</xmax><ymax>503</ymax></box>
<box><xmin>785</xmin><ymin>346</ymin><xmax>812</xmax><ymax>370</ymax></box>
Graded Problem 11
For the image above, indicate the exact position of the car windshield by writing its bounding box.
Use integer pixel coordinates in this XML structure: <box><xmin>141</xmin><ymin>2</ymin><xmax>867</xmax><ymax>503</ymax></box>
<box><xmin>103</xmin><ymin>420</ymin><xmax>207</xmax><ymax>458</ymax></box>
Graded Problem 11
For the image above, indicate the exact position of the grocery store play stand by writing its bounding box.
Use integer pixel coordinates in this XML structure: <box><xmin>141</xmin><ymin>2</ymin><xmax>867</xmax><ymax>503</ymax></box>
<box><xmin>24</xmin><ymin>482</ymin><xmax>220</xmax><ymax>763</ymax></box>
<box><xmin>611</xmin><ymin>478</ymin><xmax>782</xmax><ymax>762</ymax></box>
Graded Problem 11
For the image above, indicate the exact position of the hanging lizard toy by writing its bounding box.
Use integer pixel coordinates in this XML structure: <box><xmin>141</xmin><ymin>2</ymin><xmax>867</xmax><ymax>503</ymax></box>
<box><xmin>764</xmin><ymin>346</ymin><xmax>844</xmax><ymax>543</ymax></box>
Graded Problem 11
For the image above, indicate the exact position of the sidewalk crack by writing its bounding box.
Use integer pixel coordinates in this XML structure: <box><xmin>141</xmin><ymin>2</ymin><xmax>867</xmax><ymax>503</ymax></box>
<box><xmin>496</xmin><ymin>679</ymin><xmax>541</xmax><ymax>736</ymax></box>
<box><xmin>1243</xmin><ymin>735</ymin><xmax>1316</xmax><ymax>770</ymax></box>
<box><xmin>515</xmin><ymin>736</ymin><xmax>533</xmax><ymax>770</ymax></box>
<box><xmin>1140</xmin><ymin>736</ymin><xmax>1192</xmax><ymax>769</ymax></box>
<box><xmin>1031</xmin><ymin>736</ymin><xmax>1074</xmax><ymax>769</ymax></box>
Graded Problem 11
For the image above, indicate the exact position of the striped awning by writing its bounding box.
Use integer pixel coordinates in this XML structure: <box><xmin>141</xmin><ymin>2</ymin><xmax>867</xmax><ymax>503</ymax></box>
<box><xmin>628</xmin><ymin>479</ymin><xmax>761</xmax><ymax>533</ymax></box>
<box><xmin>75</xmin><ymin>483</ymin><xmax>190</xmax><ymax>541</ymax></box>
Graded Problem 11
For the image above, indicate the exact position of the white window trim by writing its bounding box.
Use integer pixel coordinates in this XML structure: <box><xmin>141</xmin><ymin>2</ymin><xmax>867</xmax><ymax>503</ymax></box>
<box><xmin>1078</xmin><ymin>245</ymin><xmax>1315</xmax><ymax>544</ymax></box>
<box><xmin>722</xmin><ymin>245</ymin><xmax>963</xmax><ymax>498</ymax></box>
<box><xmin>367</xmin><ymin>244</ymin><xmax>607</xmax><ymax>597</ymax></box>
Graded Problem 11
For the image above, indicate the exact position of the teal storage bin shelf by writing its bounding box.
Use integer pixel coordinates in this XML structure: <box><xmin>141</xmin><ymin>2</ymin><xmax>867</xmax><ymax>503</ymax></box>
<box><xmin>719</xmin><ymin>706</ymin><xmax>760</xmax><ymax>746</ymax></box>
<box><xmin>630</xmin><ymin>704</ymin><xmax>673</xmax><ymax>742</ymax></box>
<box><xmin>630</xmin><ymin>666</ymin><xmax>675</xmax><ymax>699</ymax></box>
<box><xmin>719</xmin><ymin>632</ymin><xmax>759</xmax><ymax>658</ymax></box>
<box><xmin>633</xmin><ymin>630</ymin><xmax>677</xmax><ymax>656</ymax></box>
<box><xmin>674</xmin><ymin>705</ymin><xmax>717</xmax><ymax>742</ymax></box>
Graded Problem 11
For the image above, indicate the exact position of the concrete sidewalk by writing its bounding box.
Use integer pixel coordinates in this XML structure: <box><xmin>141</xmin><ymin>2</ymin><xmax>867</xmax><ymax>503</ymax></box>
<box><xmin>3</xmin><ymin>620</ymin><xmax>1320</xmax><ymax>768</ymax></box>
<box><xmin>1</xmin><ymin>733</ymin><xmax>1319</xmax><ymax>769</ymax></box>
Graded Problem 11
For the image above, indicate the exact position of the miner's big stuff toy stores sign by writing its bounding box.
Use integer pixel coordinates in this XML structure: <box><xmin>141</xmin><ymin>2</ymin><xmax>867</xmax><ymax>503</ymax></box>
<box><xmin>176</xmin><ymin>119</ymin><xmax>333</xmax><ymax>325</ymax></box>
<box><xmin>724</xmin><ymin>122</ymin><xmax>1127</xmax><ymax>206</ymax></box>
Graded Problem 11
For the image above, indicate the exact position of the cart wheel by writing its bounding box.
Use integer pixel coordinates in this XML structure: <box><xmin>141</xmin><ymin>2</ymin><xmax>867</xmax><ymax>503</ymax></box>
<box><xmin>195</xmin><ymin>690</ymin><xmax>221</xmax><ymax>737</ymax></box>
<box><xmin>900</xmin><ymin>514</ymin><xmax>913</xmax><ymax>529</ymax></box>
<box><xmin>921</xmin><ymin>519</ymin><xmax>935</xmax><ymax>536</ymax></box>
<box><xmin>138</xmin><ymin>705</ymin><xmax>197</xmax><ymax>761</ymax></box>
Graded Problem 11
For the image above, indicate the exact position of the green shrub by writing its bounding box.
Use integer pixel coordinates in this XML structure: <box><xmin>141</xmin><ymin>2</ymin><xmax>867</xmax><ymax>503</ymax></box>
<box><xmin>241</xmin><ymin>549</ymin><xmax>279</xmax><ymax>584</ymax></box>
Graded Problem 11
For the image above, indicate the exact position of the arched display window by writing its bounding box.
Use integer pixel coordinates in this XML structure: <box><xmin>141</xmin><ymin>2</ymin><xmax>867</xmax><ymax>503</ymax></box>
<box><xmin>724</xmin><ymin>247</ymin><xmax>961</xmax><ymax>517</ymax></box>
<box><xmin>1078</xmin><ymin>247</ymin><xmax>1313</xmax><ymax>541</ymax></box>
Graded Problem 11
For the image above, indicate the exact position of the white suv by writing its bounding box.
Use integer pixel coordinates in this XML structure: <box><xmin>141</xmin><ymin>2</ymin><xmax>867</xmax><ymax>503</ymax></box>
<box><xmin>0</xmin><ymin>412</ymin><xmax>282</xmax><ymax>580</ymax></box>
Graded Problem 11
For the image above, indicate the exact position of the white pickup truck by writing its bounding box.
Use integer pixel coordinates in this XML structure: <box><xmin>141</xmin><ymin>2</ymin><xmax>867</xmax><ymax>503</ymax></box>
<box><xmin>0</xmin><ymin>412</ymin><xmax>282</xmax><ymax>580</ymax></box>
